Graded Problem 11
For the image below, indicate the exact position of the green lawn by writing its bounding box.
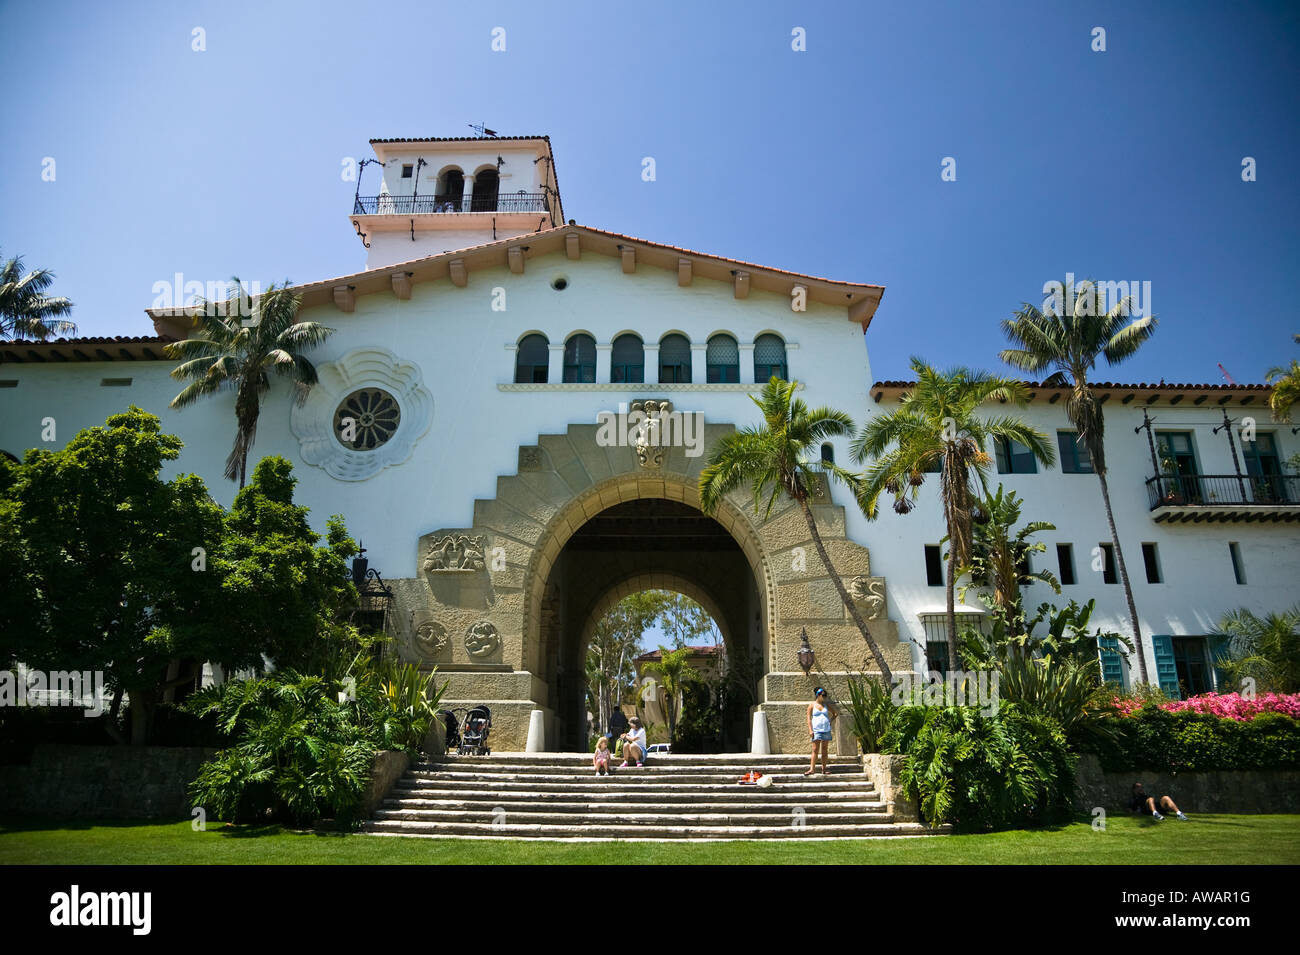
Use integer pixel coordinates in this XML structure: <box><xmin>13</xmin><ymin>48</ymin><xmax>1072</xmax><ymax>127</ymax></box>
<box><xmin>3</xmin><ymin>813</ymin><xmax>1298</xmax><ymax>864</ymax></box>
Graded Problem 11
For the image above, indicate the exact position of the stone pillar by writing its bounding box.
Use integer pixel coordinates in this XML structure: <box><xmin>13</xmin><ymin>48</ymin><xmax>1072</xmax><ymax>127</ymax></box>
<box><xmin>643</xmin><ymin>343</ymin><xmax>660</xmax><ymax>385</ymax></box>
<box><xmin>548</xmin><ymin>343</ymin><xmax>564</xmax><ymax>384</ymax></box>
<box><xmin>463</xmin><ymin>174</ymin><xmax>476</xmax><ymax>212</ymax></box>
<box><xmin>595</xmin><ymin>343</ymin><xmax>612</xmax><ymax>383</ymax></box>
<box><xmin>738</xmin><ymin>342</ymin><xmax>756</xmax><ymax>383</ymax></box>
<box><xmin>690</xmin><ymin>342</ymin><xmax>707</xmax><ymax>384</ymax></box>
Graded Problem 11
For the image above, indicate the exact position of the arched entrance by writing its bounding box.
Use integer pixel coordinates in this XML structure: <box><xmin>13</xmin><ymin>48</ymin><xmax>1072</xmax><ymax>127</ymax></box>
<box><xmin>399</xmin><ymin>414</ymin><xmax>907</xmax><ymax>754</ymax></box>
<box><xmin>537</xmin><ymin>496</ymin><xmax>765</xmax><ymax>751</ymax></box>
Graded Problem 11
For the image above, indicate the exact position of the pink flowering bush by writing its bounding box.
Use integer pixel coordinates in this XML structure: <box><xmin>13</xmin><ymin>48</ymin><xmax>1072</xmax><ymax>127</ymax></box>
<box><xmin>1109</xmin><ymin>691</ymin><xmax>1300</xmax><ymax>721</ymax></box>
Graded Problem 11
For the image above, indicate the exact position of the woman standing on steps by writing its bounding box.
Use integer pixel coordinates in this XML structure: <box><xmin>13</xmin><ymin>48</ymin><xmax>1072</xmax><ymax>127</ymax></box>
<box><xmin>805</xmin><ymin>687</ymin><xmax>838</xmax><ymax>776</ymax></box>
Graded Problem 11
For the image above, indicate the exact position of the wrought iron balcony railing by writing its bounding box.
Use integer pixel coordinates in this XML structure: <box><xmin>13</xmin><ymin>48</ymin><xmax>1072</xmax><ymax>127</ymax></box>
<box><xmin>352</xmin><ymin>192</ymin><xmax>550</xmax><ymax>215</ymax></box>
<box><xmin>1146</xmin><ymin>473</ymin><xmax>1300</xmax><ymax>509</ymax></box>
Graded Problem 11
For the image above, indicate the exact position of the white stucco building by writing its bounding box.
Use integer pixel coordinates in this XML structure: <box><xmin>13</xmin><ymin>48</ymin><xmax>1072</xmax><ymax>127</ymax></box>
<box><xmin>2</xmin><ymin>133</ymin><xmax>1296</xmax><ymax>752</ymax></box>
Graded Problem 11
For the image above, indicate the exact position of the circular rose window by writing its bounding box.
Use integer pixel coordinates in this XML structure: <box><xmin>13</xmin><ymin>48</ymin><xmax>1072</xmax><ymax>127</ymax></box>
<box><xmin>333</xmin><ymin>388</ymin><xmax>401</xmax><ymax>450</ymax></box>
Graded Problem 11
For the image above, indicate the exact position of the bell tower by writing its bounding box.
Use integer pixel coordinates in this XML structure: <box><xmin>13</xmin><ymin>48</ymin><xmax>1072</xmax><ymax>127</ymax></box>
<box><xmin>349</xmin><ymin>134</ymin><xmax>563</xmax><ymax>269</ymax></box>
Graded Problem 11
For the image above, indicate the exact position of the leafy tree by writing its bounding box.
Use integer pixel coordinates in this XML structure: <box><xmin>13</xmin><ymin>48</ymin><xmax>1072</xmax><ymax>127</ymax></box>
<box><xmin>166</xmin><ymin>279</ymin><xmax>334</xmax><ymax>486</ymax></box>
<box><xmin>853</xmin><ymin>359</ymin><xmax>1054</xmax><ymax>666</ymax></box>
<box><xmin>1265</xmin><ymin>335</ymin><xmax>1299</xmax><ymax>423</ymax></box>
<box><xmin>0</xmin><ymin>251</ymin><xmax>76</xmax><ymax>340</ymax></box>
<box><xmin>956</xmin><ymin>484</ymin><xmax>1060</xmax><ymax>630</ymax></box>
<box><xmin>586</xmin><ymin>591</ymin><xmax>667</xmax><ymax>736</ymax></box>
<box><xmin>700</xmin><ymin>377</ymin><xmax>893</xmax><ymax>683</ymax></box>
<box><xmin>657</xmin><ymin>592</ymin><xmax>721</xmax><ymax>649</ymax></box>
<box><xmin>999</xmin><ymin>277</ymin><xmax>1158</xmax><ymax>683</ymax></box>
<box><xmin>1211</xmin><ymin>605</ymin><xmax>1300</xmax><ymax>694</ymax></box>
<box><xmin>640</xmin><ymin>646</ymin><xmax>699</xmax><ymax>742</ymax></box>
<box><xmin>0</xmin><ymin>407</ymin><xmax>225</xmax><ymax>743</ymax></box>
<box><xmin>206</xmin><ymin>456</ymin><xmax>359</xmax><ymax>675</ymax></box>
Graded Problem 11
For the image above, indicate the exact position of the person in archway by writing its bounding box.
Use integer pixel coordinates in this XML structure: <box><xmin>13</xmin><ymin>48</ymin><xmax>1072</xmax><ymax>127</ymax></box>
<box><xmin>607</xmin><ymin>707</ymin><xmax>629</xmax><ymax>748</ymax></box>
<box><xmin>805</xmin><ymin>687</ymin><xmax>838</xmax><ymax>776</ymax></box>
<box><xmin>619</xmin><ymin>716</ymin><xmax>647</xmax><ymax>767</ymax></box>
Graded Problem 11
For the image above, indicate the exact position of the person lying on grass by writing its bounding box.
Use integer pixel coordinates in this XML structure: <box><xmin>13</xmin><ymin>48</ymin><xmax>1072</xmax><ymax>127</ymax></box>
<box><xmin>1130</xmin><ymin>782</ymin><xmax>1188</xmax><ymax>821</ymax></box>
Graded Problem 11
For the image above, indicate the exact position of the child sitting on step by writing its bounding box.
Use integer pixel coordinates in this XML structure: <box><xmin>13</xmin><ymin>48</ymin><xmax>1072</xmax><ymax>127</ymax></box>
<box><xmin>593</xmin><ymin>736</ymin><xmax>613</xmax><ymax>776</ymax></box>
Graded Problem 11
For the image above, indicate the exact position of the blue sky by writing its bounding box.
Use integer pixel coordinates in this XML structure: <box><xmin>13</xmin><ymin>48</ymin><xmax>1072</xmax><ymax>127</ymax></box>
<box><xmin>3</xmin><ymin>0</ymin><xmax>1297</xmax><ymax>388</ymax></box>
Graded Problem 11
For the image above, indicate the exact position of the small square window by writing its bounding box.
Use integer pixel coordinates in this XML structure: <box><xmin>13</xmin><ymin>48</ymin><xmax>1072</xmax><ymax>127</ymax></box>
<box><xmin>1229</xmin><ymin>542</ymin><xmax>1246</xmax><ymax>585</ymax></box>
<box><xmin>401</xmin><ymin>164</ymin><xmax>413</xmax><ymax>178</ymax></box>
<box><xmin>1099</xmin><ymin>543</ymin><xmax>1117</xmax><ymax>584</ymax></box>
<box><xmin>1142</xmin><ymin>543</ymin><xmax>1162</xmax><ymax>584</ymax></box>
<box><xmin>1056</xmin><ymin>543</ymin><xmax>1076</xmax><ymax>585</ymax></box>
<box><xmin>924</xmin><ymin>545</ymin><xmax>943</xmax><ymax>587</ymax></box>
<box><xmin>1057</xmin><ymin>431</ymin><xmax>1093</xmax><ymax>473</ymax></box>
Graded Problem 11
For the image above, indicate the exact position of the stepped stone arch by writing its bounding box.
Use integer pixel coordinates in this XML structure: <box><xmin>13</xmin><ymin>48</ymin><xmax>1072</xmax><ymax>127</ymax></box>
<box><xmin>399</xmin><ymin>415</ymin><xmax>908</xmax><ymax>752</ymax></box>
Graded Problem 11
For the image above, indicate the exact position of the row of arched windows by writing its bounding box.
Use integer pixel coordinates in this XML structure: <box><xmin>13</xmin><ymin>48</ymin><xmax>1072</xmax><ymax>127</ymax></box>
<box><xmin>514</xmin><ymin>333</ymin><xmax>789</xmax><ymax>385</ymax></box>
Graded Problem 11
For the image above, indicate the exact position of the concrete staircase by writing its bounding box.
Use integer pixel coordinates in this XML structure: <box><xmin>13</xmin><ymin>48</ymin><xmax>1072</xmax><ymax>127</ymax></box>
<box><xmin>364</xmin><ymin>752</ymin><xmax>944</xmax><ymax>841</ymax></box>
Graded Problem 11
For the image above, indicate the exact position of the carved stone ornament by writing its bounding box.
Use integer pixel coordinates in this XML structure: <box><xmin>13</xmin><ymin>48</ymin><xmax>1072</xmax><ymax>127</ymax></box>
<box><xmin>848</xmin><ymin>576</ymin><xmax>886</xmax><ymax>619</ymax></box>
<box><xmin>413</xmin><ymin>620</ymin><xmax>448</xmax><ymax>656</ymax></box>
<box><xmin>631</xmin><ymin>398</ymin><xmax>673</xmax><ymax>470</ymax></box>
<box><xmin>422</xmin><ymin>534</ymin><xmax>487</xmax><ymax>572</ymax></box>
<box><xmin>464</xmin><ymin>621</ymin><xmax>501</xmax><ymax>658</ymax></box>
<box><xmin>519</xmin><ymin>445</ymin><xmax>543</xmax><ymax>471</ymax></box>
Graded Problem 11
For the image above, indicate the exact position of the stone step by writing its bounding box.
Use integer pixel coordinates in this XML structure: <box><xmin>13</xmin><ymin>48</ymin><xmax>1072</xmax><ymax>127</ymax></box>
<box><xmin>422</xmin><ymin>754</ymin><xmax>860</xmax><ymax>767</ymax></box>
<box><xmin>415</xmin><ymin>763</ymin><xmax>862</xmax><ymax>777</ymax></box>
<box><xmin>386</xmin><ymin>792</ymin><xmax>883</xmax><ymax>809</ymax></box>
<box><xmin>373</xmin><ymin>808</ymin><xmax>889</xmax><ymax>826</ymax></box>
<box><xmin>363</xmin><ymin>819</ymin><xmax>943</xmax><ymax>840</ymax></box>
<box><xmin>395</xmin><ymin>778</ymin><xmax>875</xmax><ymax>795</ymax></box>
<box><xmin>397</xmin><ymin>774</ymin><xmax>873</xmax><ymax>789</ymax></box>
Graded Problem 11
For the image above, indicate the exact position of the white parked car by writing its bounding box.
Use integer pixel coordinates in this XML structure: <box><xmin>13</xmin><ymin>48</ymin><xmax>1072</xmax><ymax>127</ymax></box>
<box><xmin>646</xmin><ymin>743</ymin><xmax>671</xmax><ymax>755</ymax></box>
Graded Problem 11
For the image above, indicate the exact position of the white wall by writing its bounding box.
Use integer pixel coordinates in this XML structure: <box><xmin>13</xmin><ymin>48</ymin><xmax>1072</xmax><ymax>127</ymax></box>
<box><xmin>4</xmin><ymin>248</ymin><xmax>1296</xmax><ymax>689</ymax></box>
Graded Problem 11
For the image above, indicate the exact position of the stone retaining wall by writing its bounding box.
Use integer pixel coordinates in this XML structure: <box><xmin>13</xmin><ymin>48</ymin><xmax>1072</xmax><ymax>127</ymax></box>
<box><xmin>862</xmin><ymin>752</ymin><xmax>918</xmax><ymax>822</ymax></box>
<box><xmin>0</xmin><ymin>744</ymin><xmax>215</xmax><ymax>820</ymax></box>
<box><xmin>1074</xmin><ymin>753</ymin><xmax>1300</xmax><ymax>814</ymax></box>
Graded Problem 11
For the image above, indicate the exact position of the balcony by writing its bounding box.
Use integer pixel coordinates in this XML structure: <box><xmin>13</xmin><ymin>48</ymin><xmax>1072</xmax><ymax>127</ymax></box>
<box><xmin>1145</xmin><ymin>474</ymin><xmax>1300</xmax><ymax>523</ymax></box>
<box><xmin>352</xmin><ymin>192</ymin><xmax>551</xmax><ymax>216</ymax></box>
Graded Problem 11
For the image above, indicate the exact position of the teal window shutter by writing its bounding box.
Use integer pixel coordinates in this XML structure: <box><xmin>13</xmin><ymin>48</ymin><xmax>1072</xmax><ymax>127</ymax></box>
<box><xmin>1098</xmin><ymin>636</ymin><xmax>1126</xmax><ymax>689</ymax></box>
<box><xmin>1151</xmin><ymin>634</ymin><xmax>1180</xmax><ymax>697</ymax></box>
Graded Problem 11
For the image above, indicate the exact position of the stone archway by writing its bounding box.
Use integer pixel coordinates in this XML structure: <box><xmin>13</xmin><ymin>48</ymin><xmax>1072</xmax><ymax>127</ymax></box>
<box><xmin>388</xmin><ymin>411</ymin><xmax>911</xmax><ymax>753</ymax></box>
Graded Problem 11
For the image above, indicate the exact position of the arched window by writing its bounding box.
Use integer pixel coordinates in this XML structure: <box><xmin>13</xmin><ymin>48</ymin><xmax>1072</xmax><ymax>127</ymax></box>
<box><xmin>706</xmin><ymin>334</ymin><xmax>739</xmax><ymax>383</ymax></box>
<box><xmin>611</xmin><ymin>334</ymin><xmax>644</xmax><ymax>384</ymax></box>
<box><xmin>563</xmin><ymin>334</ymin><xmax>596</xmax><ymax>383</ymax></box>
<box><xmin>659</xmin><ymin>334</ymin><xmax>691</xmax><ymax>383</ymax></box>
<box><xmin>471</xmin><ymin>169</ymin><xmax>499</xmax><ymax>212</ymax></box>
<box><xmin>436</xmin><ymin>169</ymin><xmax>464</xmax><ymax>211</ymax></box>
<box><xmin>515</xmin><ymin>334</ymin><xmax>549</xmax><ymax>383</ymax></box>
<box><xmin>754</xmin><ymin>334</ymin><xmax>788</xmax><ymax>382</ymax></box>
<box><xmin>821</xmin><ymin>443</ymin><xmax>834</xmax><ymax>463</ymax></box>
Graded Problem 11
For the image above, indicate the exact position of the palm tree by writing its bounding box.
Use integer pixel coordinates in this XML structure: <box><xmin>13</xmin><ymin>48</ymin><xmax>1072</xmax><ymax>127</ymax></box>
<box><xmin>166</xmin><ymin>279</ymin><xmax>334</xmax><ymax>487</ymax></box>
<box><xmin>1265</xmin><ymin>334</ymin><xmax>1300</xmax><ymax>423</ymax></box>
<box><xmin>0</xmin><ymin>252</ymin><xmax>76</xmax><ymax>340</ymax></box>
<box><xmin>999</xmin><ymin>277</ymin><xmax>1157</xmax><ymax>684</ymax></box>
<box><xmin>852</xmin><ymin>359</ymin><xmax>1054</xmax><ymax>668</ymax></box>
<box><xmin>639</xmin><ymin>646</ymin><xmax>698</xmax><ymax>742</ymax></box>
<box><xmin>1211</xmin><ymin>604</ymin><xmax>1300</xmax><ymax>694</ymax></box>
<box><xmin>957</xmin><ymin>484</ymin><xmax>1061</xmax><ymax>630</ymax></box>
<box><xmin>699</xmin><ymin>377</ymin><xmax>894</xmax><ymax>684</ymax></box>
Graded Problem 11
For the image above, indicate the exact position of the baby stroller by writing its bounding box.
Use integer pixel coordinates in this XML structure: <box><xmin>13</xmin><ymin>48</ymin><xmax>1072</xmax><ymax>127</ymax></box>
<box><xmin>436</xmin><ymin>709</ymin><xmax>461</xmax><ymax>752</ymax></box>
<box><xmin>457</xmin><ymin>704</ymin><xmax>492</xmax><ymax>756</ymax></box>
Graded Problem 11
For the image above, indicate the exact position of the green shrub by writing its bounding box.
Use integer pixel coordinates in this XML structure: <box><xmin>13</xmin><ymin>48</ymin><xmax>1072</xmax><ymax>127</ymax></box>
<box><xmin>843</xmin><ymin>672</ymin><xmax>896</xmax><ymax>753</ymax></box>
<box><xmin>888</xmin><ymin>702</ymin><xmax>1075</xmax><ymax>831</ymax></box>
<box><xmin>1090</xmin><ymin>706</ymin><xmax>1300</xmax><ymax>772</ymax></box>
